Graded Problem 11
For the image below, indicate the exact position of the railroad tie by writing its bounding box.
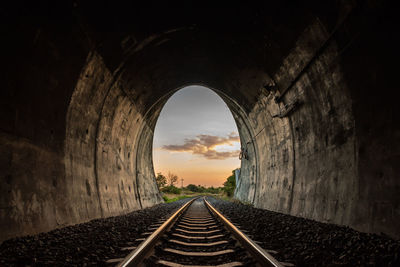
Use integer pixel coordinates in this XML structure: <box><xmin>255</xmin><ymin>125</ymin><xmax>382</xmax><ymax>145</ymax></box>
<box><xmin>178</xmin><ymin>221</ymin><xmax>217</xmax><ymax>227</ymax></box>
<box><xmin>171</xmin><ymin>233</ymin><xmax>225</xmax><ymax>239</ymax></box>
<box><xmin>174</xmin><ymin>228</ymin><xmax>221</xmax><ymax>234</ymax></box>
<box><xmin>175</xmin><ymin>224</ymin><xmax>218</xmax><ymax>230</ymax></box>
<box><xmin>157</xmin><ymin>260</ymin><xmax>243</xmax><ymax>267</ymax></box>
<box><xmin>163</xmin><ymin>248</ymin><xmax>235</xmax><ymax>256</ymax></box>
<box><xmin>168</xmin><ymin>239</ymin><xmax>228</xmax><ymax>246</ymax></box>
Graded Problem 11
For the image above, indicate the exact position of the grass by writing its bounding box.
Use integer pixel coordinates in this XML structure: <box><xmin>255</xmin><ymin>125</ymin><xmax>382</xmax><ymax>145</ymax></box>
<box><xmin>163</xmin><ymin>191</ymin><xmax>225</xmax><ymax>203</ymax></box>
<box><xmin>162</xmin><ymin>191</ymin><xmax>235</xmax><ymax>203</ymax></box>
<box><xmin>211</xmin><ymin>195</ymin><xmax>253</xmax><ymax>206</ymax></box>
<box><xmin>162</xmin><ymin>195</ymin><xmax>192</xmax><ymax>203</ymax></box>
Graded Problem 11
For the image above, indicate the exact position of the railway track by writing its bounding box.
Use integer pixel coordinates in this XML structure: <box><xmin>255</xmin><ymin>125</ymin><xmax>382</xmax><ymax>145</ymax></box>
<box><xmin>110</xmin><ymin>197</ymin><xmax>284</xmax><ymax>267</ymax></box>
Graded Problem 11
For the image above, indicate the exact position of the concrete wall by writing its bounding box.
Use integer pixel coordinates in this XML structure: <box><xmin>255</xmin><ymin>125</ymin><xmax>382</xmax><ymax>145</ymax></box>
<box><xmin>234</xmin><ymin>9</ymin><xmax>400</xmax><ymax>238</ymax></box>
<box><xmin>65</xmin><ymin>51</ymin><xmax>163</xmax><ymax>221</ymax></box>
<box><xmin>236</xmin><ymin>20</ymin><xmax>358</xmax><ymax>227</ymax></box>
<box><xmin>0</xmin><ymin>13</ymin><xmax>89</xmax><ymax>241</ymax></box>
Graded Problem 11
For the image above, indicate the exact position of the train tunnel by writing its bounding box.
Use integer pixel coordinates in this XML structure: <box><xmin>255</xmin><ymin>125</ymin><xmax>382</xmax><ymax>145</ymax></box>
<box><xmin>1</xmin><ymin>0</ymin><xmax>399</xmax><ymax>245</ymax></box>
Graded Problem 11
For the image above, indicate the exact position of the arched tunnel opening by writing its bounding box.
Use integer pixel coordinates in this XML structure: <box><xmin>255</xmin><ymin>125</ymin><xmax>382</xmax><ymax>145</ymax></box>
<box><xmin>152</xmin><ymin>85</ymin><xmax>242</xmax><ymax>190</ymax></box>
<box><xmin>1</xmin><ymin>1</ymin><xmax>399</xmax><ymax>265</ymax></box>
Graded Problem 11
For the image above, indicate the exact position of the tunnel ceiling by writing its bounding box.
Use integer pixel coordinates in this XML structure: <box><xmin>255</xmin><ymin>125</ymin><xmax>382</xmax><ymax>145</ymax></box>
<box><xmin>79</xmin><ymin>1</ymin><xmax>316</xmax><ymax>72</ymax></box>
<box><xmin>1</xmin><ymin>0</ymin><xmax>399</xmax><ymax>243</ymax></box>
<box><xmin>70</xmin><ymin>1</ymin><xmax>341</xmax><ymax>116</ymax></box>
<box><xmin>3</xmin><ymin>0</ymin><xmax>347</xmax><ymax>116</ymax></box>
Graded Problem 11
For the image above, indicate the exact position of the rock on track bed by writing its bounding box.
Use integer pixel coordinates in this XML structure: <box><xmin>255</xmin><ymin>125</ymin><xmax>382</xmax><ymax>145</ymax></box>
<box><xmin>0</xmin><ymin>198</ymin><xmax>191</xmax><ymax>266</ymax></box>
<box><xmin>207</xmin><ymin>197</ymin><xmax>400</xmax><ymax>267</ymax></box>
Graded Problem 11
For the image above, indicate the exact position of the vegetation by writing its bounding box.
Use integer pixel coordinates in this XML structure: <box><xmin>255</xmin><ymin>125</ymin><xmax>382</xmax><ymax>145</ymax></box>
<box><xmin>161</xmin><ymin>185</ymin><xmax>181</xmax><ymax>194</ymax></box>
<box><xmin>223</xmin><ymin>170</ymin><xmax>236</xmax><ymax>197</ymax></box>
<box><xmin>156</xmin><ymin>172</ymin><xmax>167</xmax><ymax>189</ymax></box>
<box><xmin>156</xmin><ymin>171</ymin><xmax>180</xmax><ymax>193</ymax></box>
<box><xmin>185</xmin><ymin>184</ymin><xmax>222</xmax><ymax>194</ymax></box>
<box><xmin>163</xmin><ymin>195</ymin><xmax>191</xmax><ymax>203</ymax></box>
<box><xmin>156</xmin><ymin>170</ymin><xmax>237</xmax><ymax>201</ymax></box>
<box><xmin>167</xmin><ymin>171</ymin><xmax>178</xmax><ymax>186</ymax></box>
<box><xmin>186</xmin><ymin>184</ymin><xmax>199</xmax><ymax>192</ymax></box>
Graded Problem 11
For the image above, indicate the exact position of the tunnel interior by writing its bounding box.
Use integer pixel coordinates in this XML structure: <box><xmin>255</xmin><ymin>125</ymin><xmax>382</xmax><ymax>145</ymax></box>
<box><xmin>1</xmin><ymin>1</ymin><xmax>399</xmax><ymax>243</ymax></box>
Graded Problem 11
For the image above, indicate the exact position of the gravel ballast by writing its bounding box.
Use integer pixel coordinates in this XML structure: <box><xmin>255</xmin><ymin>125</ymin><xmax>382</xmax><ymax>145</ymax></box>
<box><xmin>0</xmin><ymin>198</ymin><xmax>191</xmax><ymax>266</ymax></box>
<box><xmin>207</xmin><ymin>197</ymin><xmax>400</xmax><ymax>267</ymax></box>
<box><xmin>2</xmin><ymin>196</ymin><xmax>399</xmax><ymax>266</ymax></box>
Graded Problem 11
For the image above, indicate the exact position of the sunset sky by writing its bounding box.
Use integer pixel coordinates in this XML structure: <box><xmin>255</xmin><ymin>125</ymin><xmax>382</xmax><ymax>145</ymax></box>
<box><xmin>152</xmin><ymin>85</ymin><xmax>241</xmax><ymax>187</ymax></box>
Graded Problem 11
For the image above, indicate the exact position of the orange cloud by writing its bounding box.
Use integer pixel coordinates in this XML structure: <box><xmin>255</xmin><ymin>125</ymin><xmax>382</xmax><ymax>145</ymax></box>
<box><xmin>162</xmin><ymin>133</ymin><xmax>240</xmax><ymax>160</ymax></box>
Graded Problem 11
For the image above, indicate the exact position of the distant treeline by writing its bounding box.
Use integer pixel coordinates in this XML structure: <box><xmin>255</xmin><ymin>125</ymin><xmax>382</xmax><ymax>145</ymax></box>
<box><xmin>156</xmin><ymin>170</ymin><xmax>236</xmax><ymax>197</ymax></box>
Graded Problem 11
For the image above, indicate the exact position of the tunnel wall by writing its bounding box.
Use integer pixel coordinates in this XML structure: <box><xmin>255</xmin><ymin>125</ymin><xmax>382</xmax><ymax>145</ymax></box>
<box><xmin>0</xmin><ymin>14</ymin><xmax>90</xmax><ymax>241</ymax></box>
<box><xmin>339</xmin><ymin>4</ymin><xmax>400</xmax><ymax>235</ymax></box>
<box><xmin>235</xmin><ymin>19</ymin><xmax>358</xmax><ymax>227</ymax></box>
<box><xmin>65</xmin><ymin>51</ymin><xmax>163</xmax><ymax>220</ymax></box>
<box><xmin>0</xmin><ymin>39</ymin><xmax>164</xmax><ymax>243</ymax></box>
<box><xmin>234</xmin><ymin>12</ymin><xmax>400</xmax><ymax>238</ymax></box>
<box><xmin>217</xmin><ymin>92</ymin><xmax>259</xmax><ymax>204</ymax></box>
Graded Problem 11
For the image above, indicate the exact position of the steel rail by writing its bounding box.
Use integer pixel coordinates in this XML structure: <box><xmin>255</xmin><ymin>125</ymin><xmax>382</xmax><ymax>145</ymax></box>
<box><xmin>117</xmin><ymin>197</ymin><xmax>198</xmax><ymax>267</ymax></box>
<box><xmin>204</xmin><ymin>197</ymin><xmax>283</xmax><ymax>267</ymax></box>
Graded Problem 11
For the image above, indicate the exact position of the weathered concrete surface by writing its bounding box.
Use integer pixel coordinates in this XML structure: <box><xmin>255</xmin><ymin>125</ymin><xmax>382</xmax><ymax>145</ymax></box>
<box><xmin>65</xmin><ymin>51</ymin><xmax>163</xmax><ymax>221</ymax></box>
<box><xmin>0</xmin><ymin>8</ymin><xmax>89</xmax><ymax>241</ymax></box>
<box><xmin>1</xmin><ymin>1</ymin><xmax>399</xmax><ymax>242</ymax></box>
<box><xmin>239</xmin><ymin>19</ymin><xmax>358</xmax><ymax>227</ymax></box>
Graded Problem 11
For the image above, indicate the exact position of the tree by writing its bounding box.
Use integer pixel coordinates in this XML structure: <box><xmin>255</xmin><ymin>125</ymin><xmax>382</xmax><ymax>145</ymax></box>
<box><xmin>186</xmin><ymin>184</ymin><xmax>199</xmax><ymax>192</ymax></box>
<box><xmin>156</xmin><ymin>172</ymin><xmax>167</xmax><ymax>189</ymax></box>
<box><xmin>223</xmin><ymin>171</ymin><xmax>236</xmax><ymax>197</ymax></box>
<box><xmin>167</xmin><ymin>171</ymin><xmax>178</xmax><ymax>186</ymax></box>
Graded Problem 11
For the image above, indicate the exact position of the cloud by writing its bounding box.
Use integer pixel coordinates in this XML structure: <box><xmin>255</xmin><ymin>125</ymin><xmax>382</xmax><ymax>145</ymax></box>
<box><xmin>162</xmin><ymin>133</ymin><xmax>240</xmax><ymax>160</ymax></box>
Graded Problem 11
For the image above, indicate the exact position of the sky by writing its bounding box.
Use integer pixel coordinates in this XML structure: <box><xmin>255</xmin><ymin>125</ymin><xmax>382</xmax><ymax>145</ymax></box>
<box><xmin>152</xmin><ymin>85</ymin><xmax>241</xmax><ymax>187</ymax></box>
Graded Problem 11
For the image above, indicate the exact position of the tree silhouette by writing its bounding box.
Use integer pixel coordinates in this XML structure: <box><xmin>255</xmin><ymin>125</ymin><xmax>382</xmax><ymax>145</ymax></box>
<box><xmin>155</xmin><ymin>172</ymin><xmax>167</xmax><ymax>189</ymax></box>
<box><xmin>167</xmin><ymin>171</ymin><xmax>178</xmax><ymax>186</ymax></box>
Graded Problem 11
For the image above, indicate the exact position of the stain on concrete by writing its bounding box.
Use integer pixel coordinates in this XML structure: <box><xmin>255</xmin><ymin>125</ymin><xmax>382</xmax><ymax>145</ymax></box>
<box><xmin>85</xmin><ymin>180</ymin><xmax>91</xmax><ymax>196</ymax></box>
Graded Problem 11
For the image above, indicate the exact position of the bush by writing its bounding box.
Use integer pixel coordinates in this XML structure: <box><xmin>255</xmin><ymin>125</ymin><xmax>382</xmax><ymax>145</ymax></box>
<box><xmin>186</xmin><ymin>184</ymin><xmax>200</xmax><ymax>192</ymax></box>
<box><xmin>184</xmin><ymin>184</ymin><xmax>223</xmax><ymax>194</ymax></box>
<box><xmin>156</xmin><ymin>173</ymin><xmax>167</xmax><ymax>189</ymax></box>
<box><xmin>223</xmin><ymin>171</ymin><xmax>236</xmax><ymax>197</ymax></box>
<box><xmin>206</xmin><ymin>186</ymin><xmax>221</xmax><ymax>194</ymax></box>
<box><xmin>161</xmin><ymin>185</ymin><xmax>181</xmax><ymax>194</ymax></box>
